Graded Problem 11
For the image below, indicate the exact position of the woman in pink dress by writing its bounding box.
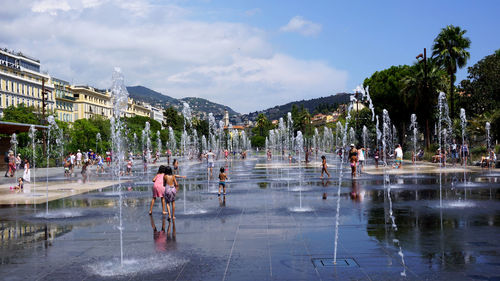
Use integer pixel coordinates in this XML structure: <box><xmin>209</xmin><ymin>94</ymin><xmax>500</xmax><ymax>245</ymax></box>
<box><xmin>149</xmin><ymin>165</ymin><xmax>167</xmax><ymax>215</ymax></box>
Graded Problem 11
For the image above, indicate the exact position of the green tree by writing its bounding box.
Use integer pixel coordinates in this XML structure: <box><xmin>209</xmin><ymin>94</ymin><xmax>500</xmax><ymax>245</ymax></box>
<box><xmin>458</xmin><ymin>50</ymin><xmax>500</xmax><ymax>113</ymax></box>
<box><xmin>403</xmin><ymin>58</ymin><xmax>448</xmax><ymax>147</ymax></box>
<box><xmin>298</xmin><ymin>107</ymin><xmax>312</xmax><ymax>137</ymax></box>
<box><xmin>163</xmin><ymin>106</ymin><xmax>184</xmax><ymax>131</ymax></box>
<box><xmin>255</xmin><ymin>113</ymin><xmax>269</xmax><ymax>137</ymax></box>
<box><xmin>1</xmin><ymin>104</ymin><xmax>40</xmax><ymax>125</ymax></box>
<box><xmin>363</xmin><ymin>65</ymin><xmax>413</xmax><ymax>143</ymax></box>
<box><xmin>458</xmin><ymin>50</ymin><xmax>500</xmax><ymax>143</ymax></box>
<box><xmin>432</xmin><ymin>25</ymin><xmax>471</xmax><ymax>119</ymax></box>
<box><xmin>193</xmin><ymin>118</ymin><xmax>209</xmax><ymax>138</ymax></box>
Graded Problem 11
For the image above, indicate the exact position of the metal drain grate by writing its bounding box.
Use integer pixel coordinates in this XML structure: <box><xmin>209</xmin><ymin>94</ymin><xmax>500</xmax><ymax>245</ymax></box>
<box><xmin>312</xmin><ymin>258</ymin><xmax>359</xmax><ymax>268</ymax></box>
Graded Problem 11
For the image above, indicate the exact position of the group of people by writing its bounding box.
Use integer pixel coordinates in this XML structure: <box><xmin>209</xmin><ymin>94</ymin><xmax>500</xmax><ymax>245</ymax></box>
<box><xmin>4</xmin><ymin>151</ymin><xmax>22</xmax><ymax>178</ymax></box>
<box><xmin>149</xmin><ymin>165</ymin><xmax>185</xmax><ymax>220</ymax></box>
<box><xmin>4</xmin><ymin>150</ymin><xmax>31</xmax><ymax>191</ymax></box>
<box><xmin>432</xmin><ymin>140</ymin><xmax>471</xmax><ymax>167</ymax></box>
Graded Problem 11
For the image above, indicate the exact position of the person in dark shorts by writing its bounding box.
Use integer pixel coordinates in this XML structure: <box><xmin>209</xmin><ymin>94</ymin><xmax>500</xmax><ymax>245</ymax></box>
<box><xmin>218</xmin><ymin>167</ymin><xmax>227</xmax><ymax>196</ymax></box>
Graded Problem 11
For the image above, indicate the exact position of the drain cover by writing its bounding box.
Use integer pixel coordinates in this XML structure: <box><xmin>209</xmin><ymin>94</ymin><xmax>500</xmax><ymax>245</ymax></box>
<box><xmin>312</xmin><ymin>258</ymin><xmax>359</xmax><ymax>268</ymax></box>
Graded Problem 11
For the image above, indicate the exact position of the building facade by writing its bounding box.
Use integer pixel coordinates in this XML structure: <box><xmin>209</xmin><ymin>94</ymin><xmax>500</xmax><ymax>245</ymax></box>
<box><xmin>0</xmin><ymin>49</ymin><xmax>55</xmax><ymax>116</ymax></box>
<box><xmin>126</xmin><ymin>98</ymin><xmax>151</xmax><ymax>118</ymax></box>
<box><xmin>150</xmin><ymin>106</ymin><xmax>164</xmax><ymax>125</ymax></box>
<box><xmin>53</xmin><ymin>78</ymin><xmax>75</xmax><ymax>122</ymax></box>
<box><xmin>72</xmin><ymin>85</ymin><xmax>112</xmax><ymax>120</ymax></box>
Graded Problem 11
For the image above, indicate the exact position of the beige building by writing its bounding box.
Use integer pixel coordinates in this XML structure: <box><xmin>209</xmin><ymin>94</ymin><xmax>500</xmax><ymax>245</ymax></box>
<box><xmin>53</xmin><ymin>78</ymin><xmax>75</xmax><ymax>122</ymax></box>
<box><xmin>72</xmin><ymin>85</ymin><xmax>112</xmax><ymax>120</ymax></box>
<box><xmin>126</xmin><ymin>98</ymin><xmax>151</xmax><ymax>118</ymax></box>
<box><xmin>0</xmin><ymin>48</ymin><xmax>55</xmax><ymax>116</ymax></box>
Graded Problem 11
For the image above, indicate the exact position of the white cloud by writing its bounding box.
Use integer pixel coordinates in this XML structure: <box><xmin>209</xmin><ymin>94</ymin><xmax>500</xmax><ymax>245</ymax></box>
<box><xmin>167</xmin><ymin>54</ymin><xmax>347</xmax><ymax>112</ymax></box>
<box><xmin>280</xmin><ymin>16</ymin><xmax>322</xmax><ymax>37</ymax></box>
<box><xmin>32</xmin><ymin>0</ymin><xmax>72</xmax><ymax>15</ymax></box>
<box><xmin>1</xmin><ymin>2</ymin><xmax>346</xmax><ymax>113</ymax></box>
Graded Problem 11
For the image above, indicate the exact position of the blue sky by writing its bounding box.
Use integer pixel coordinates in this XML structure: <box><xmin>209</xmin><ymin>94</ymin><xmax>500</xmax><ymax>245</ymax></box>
<box><xmin>1</xmin><ymin>0</ymin><xmax>498</xmax><ymax>113</ymax></box>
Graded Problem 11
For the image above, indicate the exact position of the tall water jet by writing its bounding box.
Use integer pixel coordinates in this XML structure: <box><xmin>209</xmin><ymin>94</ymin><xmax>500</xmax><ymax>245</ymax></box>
<box><xmin>437</xmin><ymin>92</ymin><xmax>452</xmax><ymax>166</ymax></box>
<box><xmin>46</xmin><ymin>116</ymin><xmax>59</xmax><ymax>214</ymax></box>
<box><xmin>182</xmin><ymin>102</ymin><xmax>192</xmax><ymax>157</ymax></box>
<box><xmin>110</xmin><ymin>67</ymin><xmax>129</xmax><ymax>266</ymax></box>
<box><xmin>460</xmin><ymin>108</ymin><xmax>468</xmax><ymax>188</ymax></box>
<box><xmin>333</xmin><ymin>94</ymin><xmax>355</xmax><ymax>264</ymax></box>
<box><xmin>10</xmin><ymin>133</ymin><xmax>18</xmax><ymax>177</ymax></box>
<box><xmin>486</xmin><ymin>122</ymin><xmax>491</xmax><ymax>150</ymax></box>
<box><xmin>362</xmin><ymin>126</ymin><xmax>368</xmax><ymax>149</ymax></box>
<box><xmin>376</xmin><ymin>115</ymin><xmax>381</xmax><ymax>153</ymax></box>
<box><xmin>156</xmin><ymin>130</ymin><xmax>161</xmax><ymax>157</ymax></box>
<box><xmin>168</xmin><ymin>126</ymin><xmax>176</xmax><ymax>154</ymax></box>
<box><xmin>10</xmin><ymin>133</ymin><xmax>18</xmax><ymax>161</ymax></box>
<box><xmin>349</xmin><ymin>127</ymin><xmax>356</xmax><ymax>147</ymax></box>
<box><xmin>132</xmin><ymin>132</ymin><xmax>138</xmax><ymax>154</ymax></box>
<box><xmin>410</xmin><ymin>114</ymin><xmax>418</xmax><ymax>164</ymax></box>
<box><xmin>382</xmin><ymin>109</ymin><xmax>392</xmax><ymax>165</ymax></box>
<box><xmin>29</xmin><ymin>125</ymin><xmax>37</xmax><ymax>204</ymax></box>
<box><xmin>144</xmin><ymin>122</ymin><xmax>151</xmax><ymax>162</ymax></box>
<box><xmin>287</xmin><ymin>112</ymin><xmax>294</xmax><ymax>152</ymax></box>
<box><xmin>335</xmin><ymin>121</ymin><xmax>342</xmax><ymax>156</ymax></box>
<box><xmin>96</xmin><ymin>132</ymin><xmax>101</xmax><ymax>155</ymax></box>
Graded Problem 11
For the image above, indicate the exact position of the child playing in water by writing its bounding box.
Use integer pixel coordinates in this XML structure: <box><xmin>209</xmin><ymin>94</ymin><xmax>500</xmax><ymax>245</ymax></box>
<box><xmin>164</xmin><ymin>166</ymin><xmax>178</xmax><ymax>220</ymax></box>
<box><xmin>126</xmin><ymin>159</ymin><xmax>132</xmax><ymax>175</ymax></box>
<box><xmin>218</xmin><ymin>167</ymin><xmax>228</xmax><ymax>196</ymax></box>
<box><xmin>10</xmin><ymin>177</ymin><xmax>23</xmax><ymax>191</ymax></box>
<box><xmin>172</xmin><ymin>159</ymin><xmax>179</xmax><ymax>175</ymax></box>
<box><xmin>320</xmin><ymin>155</ymin><xmax>330</xmax><ymax>178</ymax></box>
<box><xmin>348</xmin><ymin>144</ymin><xmax>358</xmax><ymax>177</ymax></box>
<box><xmin>149</xmin><ymin>166</ymin><xmax>167</xmax><ymax>216</ymax></box>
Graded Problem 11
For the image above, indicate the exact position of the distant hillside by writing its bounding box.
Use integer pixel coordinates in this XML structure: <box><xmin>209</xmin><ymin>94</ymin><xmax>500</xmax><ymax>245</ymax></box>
<box><xmin>126</xmin><ymin>86</ymin><xmax>181</xmax><ymax>107</ymax></box>
<box><xmin>244</xmin><ymin>93</ymin><xmax>352</xmax><ymax>121</ymax></box>
<box><xmin>126</xmin><ymin>86</ymin><xmax>240</xmax><ymax>118</ymax></box>
<box><xmin>180</xmin><ymin>97</ymin><xmax>239</xmax><ymax>118</ymax></box>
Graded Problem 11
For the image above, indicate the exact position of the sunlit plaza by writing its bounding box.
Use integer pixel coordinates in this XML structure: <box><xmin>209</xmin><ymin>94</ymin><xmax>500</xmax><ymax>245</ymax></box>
<box><xmin>1</xmin><ymin>1</ymin><xmax>500</xmax><ymax>280</ymax></box>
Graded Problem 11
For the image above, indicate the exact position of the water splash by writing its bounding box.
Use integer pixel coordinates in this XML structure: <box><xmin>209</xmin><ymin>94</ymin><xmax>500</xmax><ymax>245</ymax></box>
<box><xmin>410</xmin><ymin>114</ymin><xmax>418</xmax><ymax>164</ymax></box>
<box><xmin>486</xmin><ymin>122</ymin><xmax>491</xmax><ymax>149</ymax></box>
<box><xmin>110</xmin><ymin>67</ymin><xmax>130</xmax><ymax>266</ymax></box>
<box><xmin>29</xmin><ymin>125</ymin><xmax>37</xmax><ymax>207</ymax></box>
<box><xmin>46</xmin><ymin>116</ymin><xmax>59</xmax><ymax>214</ymax></box>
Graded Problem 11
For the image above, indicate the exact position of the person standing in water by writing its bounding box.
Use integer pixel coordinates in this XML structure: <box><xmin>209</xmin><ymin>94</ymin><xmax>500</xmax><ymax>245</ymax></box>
<box><xmin>22</xmin><ymin>159</ymin><xmax>30</xmax><ymax>183</ymax></box>
<box><xmin>320</xmin><ymin>155</ymin><xmax>330</xmax><ymax>178</ymax></box>
<box><xmin>394</xmin><ymin>144</ymin><xmax>403</xmax><ymax>169</ymax></box>
<box><xmin>357</xmin><ymin>147</ymin><xmax>365</xmax><ymax>174</ymax></box>
<box><xmin>164</xmin><ymin>166</ymin><xmax>178</xmax><ymax>221</ymax></box>
<box><xmin>206</xmin><ymin>149</ymin><xmax>216</xmax><ymax>178</ymax></box>
<box><xmin>149</xmin><ymin>166</ymin><xmax>167</xmax><ymax>216</ymax></box>
<box><xmin>461</xmin><ymin>141</ymin><xmax>469</xmax><ymax>167</ymax></box>
<box><xmin>348</xmin><ymin>144</ymin><xmax>358</xmax><ymax>177</ymax></box>
<box><xmin>218</xmin><ymin>167</ymin><xmax>228</xmax><ymax>196</ymax></box>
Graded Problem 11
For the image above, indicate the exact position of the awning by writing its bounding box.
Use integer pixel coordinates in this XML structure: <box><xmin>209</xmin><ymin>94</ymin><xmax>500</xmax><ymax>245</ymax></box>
<box><xmin>0</xmin><ymin>121</ymin><xmax>47</xmax><ymax>135</ymax></box>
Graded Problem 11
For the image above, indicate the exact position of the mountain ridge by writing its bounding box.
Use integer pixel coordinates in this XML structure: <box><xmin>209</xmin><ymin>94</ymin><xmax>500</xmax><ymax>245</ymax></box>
<box><xmin>243</xmin><ymin>93</ymin><xmax>352</xmax><ymax>121</ymax></box>
<box><xmin>126</xmin><ymin>85</ymin><xmax>239</xmax><ymax>118</ymax></box>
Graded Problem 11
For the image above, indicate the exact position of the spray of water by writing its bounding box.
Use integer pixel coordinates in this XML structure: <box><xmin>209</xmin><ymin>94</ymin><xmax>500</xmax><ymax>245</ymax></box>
<box><xmin>110</xmin><ymin>67</ymin><xmax>129</xmax><ymax>266</ymax></box>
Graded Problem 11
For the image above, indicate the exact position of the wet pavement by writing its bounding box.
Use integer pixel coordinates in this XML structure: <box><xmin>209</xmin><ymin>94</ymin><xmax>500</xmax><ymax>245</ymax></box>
<box><xmin>0</xmin><ymin>155</ymin><xmax>499</xmax><ymax>280</ymax></box>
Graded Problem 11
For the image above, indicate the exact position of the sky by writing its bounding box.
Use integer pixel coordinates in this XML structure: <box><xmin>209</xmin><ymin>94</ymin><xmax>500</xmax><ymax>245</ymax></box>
<box><xmin>1</xmin><ymin>0</ymin><xmax>499</xmax><ymax>114</ymax></box>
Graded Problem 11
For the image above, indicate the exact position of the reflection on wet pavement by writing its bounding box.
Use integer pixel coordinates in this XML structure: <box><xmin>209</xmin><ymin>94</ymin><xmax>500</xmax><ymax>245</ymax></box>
<box><xmin>0</xmin><ymin>155</ymin><xmax>499</xmax><ymax>280</ymax></box>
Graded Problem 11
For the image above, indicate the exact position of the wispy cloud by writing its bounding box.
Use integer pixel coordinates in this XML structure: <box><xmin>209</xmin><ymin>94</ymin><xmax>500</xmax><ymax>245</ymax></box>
<box><xmin>1</xmin><ymin>1</ymin><xmax>345</xmax><ymax>113</ymax></box>
<box><xmin>280</xmin><ymin>16</ymin><xmax>322</xmax><ymax>37</ymax></box>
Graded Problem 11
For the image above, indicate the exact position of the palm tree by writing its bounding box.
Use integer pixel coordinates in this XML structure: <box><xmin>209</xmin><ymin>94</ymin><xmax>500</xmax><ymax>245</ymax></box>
<box><xmin>403</xmin><ymin>58</ymin><xmax>448</xmax><ymax>148</ymax></box>
<box><xmin>432</xmin><ymin>25</ymin><xmax>471</xmax><ymax>119</ymax></box>
<box><xmin>256</xmin><ymin>113</ymin><xmax>268</xmax><ymax>137</ymax></box>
